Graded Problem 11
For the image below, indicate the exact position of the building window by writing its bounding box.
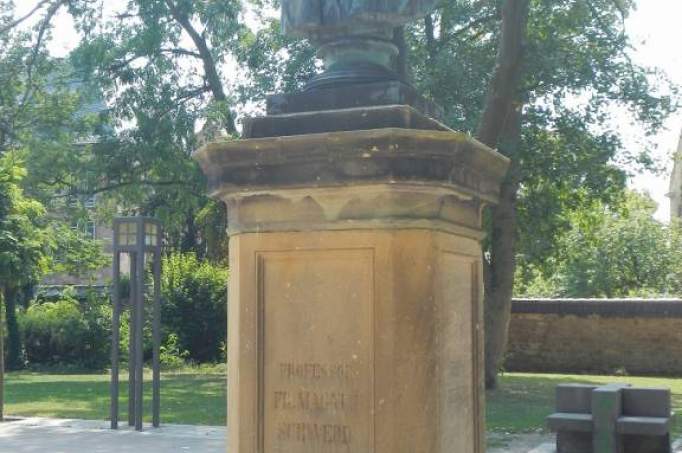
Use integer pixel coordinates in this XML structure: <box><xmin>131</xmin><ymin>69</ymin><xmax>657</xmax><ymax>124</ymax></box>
<box><xmin>72</xmin><ymin>219</ymin><xmax>97</xmax><ymax>240</ymax></box>
<box><xmin>84</xmin><ymin>193</ymin><xmax>97</xmax><ymax>208</ymax></box>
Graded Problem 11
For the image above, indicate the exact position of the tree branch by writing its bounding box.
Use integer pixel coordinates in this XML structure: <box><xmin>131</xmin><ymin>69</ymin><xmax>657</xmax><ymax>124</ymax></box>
<box><xmin>164</xmin><ymin>0</ymin><xmax>236</xmax><ymax>134</ymax></box>
<box><xmin>611</xmin><ymin>0</ymin><xmax>627</xmax><ymax>21</ymax></box>
<box><xmin>53</xmin><ymin>179</ymin><xmax>195</xmax><ymax>199</ymax></box>
<box><xmin>442</xmin><ymin>13</ymin><xmax>498</xmax><ymax>45</ymax></box>
<box><xmin>19</xmin><ymin>0</ymin><xmax>67</xmax><ymax>110</ymax></box>
<box><xmin>0</xmin><ymin>0</ymin><xmax>53</xmax><ymax>35</ymax></box>
<box><xmin>153</xmin><ymin>85</ymin><xmax>211</xmax><ymax>119</ymax></box>
<box><xmin>160</xmin><ymin>47</ymin><xmax>202</xmax><ymax>58</ymax></box>
<box><xmin>108</xmin><ymin>48</ymin><xmax>203</xmax><ymax>72</ymax></box>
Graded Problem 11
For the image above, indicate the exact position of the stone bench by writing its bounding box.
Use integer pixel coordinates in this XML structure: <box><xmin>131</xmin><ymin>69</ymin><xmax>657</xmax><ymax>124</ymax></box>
<box><xmin>547</xmin><ymin>383</ymin><xmax>674</xmax><ymax>452</ymax></box>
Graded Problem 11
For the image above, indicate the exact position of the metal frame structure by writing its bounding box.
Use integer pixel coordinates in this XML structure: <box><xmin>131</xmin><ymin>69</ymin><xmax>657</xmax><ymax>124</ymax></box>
<box><xmin>110</xmin><ymin>217</ymin><xmax>162</xmax><ymax>431</ymax></box>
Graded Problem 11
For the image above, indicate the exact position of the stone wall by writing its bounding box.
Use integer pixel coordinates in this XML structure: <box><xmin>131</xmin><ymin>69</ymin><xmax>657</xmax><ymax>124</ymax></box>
<box><xmin>505</xmin><ymin>299</ymin><xmax>682</xmax><ymax>376</ymax></box>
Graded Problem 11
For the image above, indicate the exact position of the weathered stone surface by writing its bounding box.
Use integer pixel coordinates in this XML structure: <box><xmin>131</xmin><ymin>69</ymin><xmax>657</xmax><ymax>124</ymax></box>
<box><xmin>194</xmin><ymin>36</ymin><xmax>508</xmax><ymax>450</ymax></box>
<box><xmin>219</xmin><ymin>185</ymin><xmax>484</xmax><ymax>237</ymax></box>
<box><xmin>195</xmin><ymin>128</ymin><xmax>508</xmax><ymax>206</ymax></box>
<box><xmin>228</xmin><ymin>228</ymin><xmax>486</xmax><ymax>453</ymax></box>
<box><xmin>194</xmin><ymin>114</ymin><xmax>509</xmax><ymax>452</ymax></box>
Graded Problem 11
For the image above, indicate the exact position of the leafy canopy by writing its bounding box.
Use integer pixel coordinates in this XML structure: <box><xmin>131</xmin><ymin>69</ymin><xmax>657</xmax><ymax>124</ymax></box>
<box><xmin>517</xmin><ymin>191</ymin><xmax>682</xmax><ymax>298</ymax></box>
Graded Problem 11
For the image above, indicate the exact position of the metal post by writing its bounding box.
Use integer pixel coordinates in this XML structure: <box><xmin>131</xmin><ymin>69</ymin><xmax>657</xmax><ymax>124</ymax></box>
<box><xmin>111</xmin><ymin>217</ymin><xmax>163</xmax><ymax>432</ymax></box>
<box><xmin>128</xmin><ymin>253</ymin><xmax>136</xmax><ymax>427</ymax></box>
<box><xmin>134</xmin><ymin>227</ymin><xmax>145</xmax><ymax>431</ymax></box>
<box><xmin>152</xmin><ymin>247</ymin><xmax>161</xmax><ymax>428</ymax></box>
<box><xmin>110</xmin><ymin>249</ymin><xmax>121</xmax><ymax>429</ymax></box>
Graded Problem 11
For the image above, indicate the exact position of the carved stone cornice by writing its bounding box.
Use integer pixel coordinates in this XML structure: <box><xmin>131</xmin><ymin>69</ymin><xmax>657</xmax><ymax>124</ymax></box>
<box><xmin>195</xmin><ymin>127</ymin><xmax>509</xmax><ymax>206</ymax></box>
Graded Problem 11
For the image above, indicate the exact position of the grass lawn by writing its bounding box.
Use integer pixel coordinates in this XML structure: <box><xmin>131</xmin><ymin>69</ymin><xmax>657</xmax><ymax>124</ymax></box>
<box><xmin>487</xmin><ymin>373</ymin><xmax>682</xmax><ymax>435</ymax></box>
<box><xmin>4</xmin><ymin>366</ymin><xmax>226</xmax><ymax>426</ymax></box>
<box><xmin>4</xmin><ymin>369</ymin><xmax>682</xmax><ymax>434</ymax></box>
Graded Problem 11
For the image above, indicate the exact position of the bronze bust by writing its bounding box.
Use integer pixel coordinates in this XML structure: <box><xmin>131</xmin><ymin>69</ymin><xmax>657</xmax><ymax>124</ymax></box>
<box><xmin>281</xmin><ymin>0</ymin><xmax>438</xmax><ymax>89</ymax></box>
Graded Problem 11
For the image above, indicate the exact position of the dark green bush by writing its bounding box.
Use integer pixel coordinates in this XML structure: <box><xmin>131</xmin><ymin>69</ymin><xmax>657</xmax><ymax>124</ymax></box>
<box><xmin>19</xmin><ymin>291</ymin><xmax>110</xmax><ymax>369</ymax></box>
<box><xmin>161</xmin><ymin>253</ymin><xmax>227</xmax><ymax>363</ymax></box>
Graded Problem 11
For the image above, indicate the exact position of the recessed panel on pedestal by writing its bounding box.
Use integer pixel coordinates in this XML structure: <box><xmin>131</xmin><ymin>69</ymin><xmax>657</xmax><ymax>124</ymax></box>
<box><xmin>258</xmin><ymin>249</ymin><xmax>374</xmax><ymax>453</ymax></box>
<box><xmin>437</xmin><ymin>253</ymin><xmax>479</xmax><ymax>452</ymax></box>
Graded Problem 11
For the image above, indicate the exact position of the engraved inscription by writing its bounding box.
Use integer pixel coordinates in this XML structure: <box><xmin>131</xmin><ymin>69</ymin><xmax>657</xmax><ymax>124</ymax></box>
<box><xmin>273</xmin><ymin>389</ymin><xmax>359</xmax><ymax>412</ymax></box>
<box><xmin>261</xmin><ymin>251</ymin><xmax>373</xmax><ymax>452</ymax></box>
<box><xmin>277</xmin><ymin>422</ymin><xmax>352</xmax><ymax>445</ymax></box>
<box><xmin>279</xmin><ymin>362</ymin><xmax>355</xmax><ymax>381</ymax></box>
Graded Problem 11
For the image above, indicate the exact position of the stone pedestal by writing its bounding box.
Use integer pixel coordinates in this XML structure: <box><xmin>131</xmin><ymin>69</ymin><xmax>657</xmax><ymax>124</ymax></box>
<box><xmin>195</xmin><ymin>106</ymin><xmax>508</xmax><ymax>453</ymax></box>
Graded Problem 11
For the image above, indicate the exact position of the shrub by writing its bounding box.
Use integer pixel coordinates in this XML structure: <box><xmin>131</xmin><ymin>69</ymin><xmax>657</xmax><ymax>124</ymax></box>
<box><xmin>161</xmin><ymin>253</ymin><xmax>227</xmax><ymax>363</ymax></box>
<box><xmin>19</xmin><ymin>291</ymin><xmax>110</xmax><ymax>369</ymax></box>
<box><xmin>159</xmin><ymin>333</ymin><xmax>189</xmax><ymax>369</ymax></box>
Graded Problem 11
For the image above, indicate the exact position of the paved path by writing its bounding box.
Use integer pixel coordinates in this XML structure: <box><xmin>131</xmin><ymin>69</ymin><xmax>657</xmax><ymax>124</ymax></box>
<box><xmin>487</xmin><ymin>432</ymin><xmax>554</xmax><ymax>452</ymax></box>
<box><xmin>3</xmin><ymin>418</ymin><xmax>682</xmax><ymax>452</ymax></box>
<box><xmin>0</xmin><ymin>417</ymin><xmax>226</xmax><ymax>452</ymax></box>
<box><xmin>487</xmin><ymin>432</ymin><xmax>682</xmax><ymax>453</ymax></box>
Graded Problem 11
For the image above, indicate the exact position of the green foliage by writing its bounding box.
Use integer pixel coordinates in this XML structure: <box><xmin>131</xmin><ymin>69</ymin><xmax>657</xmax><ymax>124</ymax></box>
<box><xmin>0</xmin><ymin>155</ymin><xmax>106</xmax><ymax>370</ymax></box>
<box><xmin>160</xmin><ymin>333</ymin><xmax>190</xmax><ymax>370</ymax></box>
<box><xmin>19</xmin><ymin>290</ymin><xmax>111</xmax><ymax>369</ymax></box>
<box><xmin>161</xmin><ymin>253</ymin><xmax>227</xmax><ymax>363</ymax></box>
<box><xmin>516</xmin><ymin>192</ymin><xmax>682</xmax><ymax>298</ymax></box>
<box><xmin>66</xmin><ymin>0</ymin><xmax>248</xmax><ymax>249</ymax></box>
<box><xmin>404</xmin><ymin>0</ymin><xmax>678</xmax><ymax>270</ymax></box>
<box><xmin>0</xmin><ymin>4</ymin><xmax>108</xmax><ymax>280</ymax></box>
<box><xmin>49</xmin><ymin>223</ymin><xmax>109</xmax><ymax>279</ymax></box>
<box><xmin>0</xmin><ymin>154</ymin><xmax>51</xmax><ymax>287</ymax></box>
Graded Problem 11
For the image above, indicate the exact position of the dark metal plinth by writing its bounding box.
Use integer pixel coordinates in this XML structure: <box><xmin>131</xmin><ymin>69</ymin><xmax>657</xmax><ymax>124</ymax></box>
<box><xmin>267</xmin><ymin>80</ymin><xmax>444</xmax><ymax>120</ymax></box>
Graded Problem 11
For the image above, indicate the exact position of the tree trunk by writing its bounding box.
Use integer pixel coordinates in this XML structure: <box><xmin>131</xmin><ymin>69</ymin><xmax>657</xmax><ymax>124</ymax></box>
<box><xmin>474</xmin><ymin>0</ymin><xmax>529</xmax><ymax>390</ymax></box>
<box><xmin>181</xmin><ymin>209</ymin><xmax>199</xmax><ymax>255</ymax></box>
<box><xmin>424</xmin><ymin>14</ymin><xmax>437</xmax><ymax>62</ymax></box>
<box><xmin>476</xmin><ymin>0</ymin><xmax>528</xmax><ymax>146</ymax></box>
<box><xmin>4</xmin><ymin>286</ymin><xmax>21</xmax><ymax>371</ymax></box>
<box><xmin>393</xmin><ymin>26</ymin><xmax>409</xmax><ymax>81</ymax></box>
<box><xmin>483</xmin><ymin>105</ymin><xmax>522</xmax><ymax>389</ymax></box>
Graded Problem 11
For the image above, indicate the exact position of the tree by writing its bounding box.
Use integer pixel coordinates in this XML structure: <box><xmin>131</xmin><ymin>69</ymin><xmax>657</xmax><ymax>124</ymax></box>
<box><xmin>7</xmin><ymin>0</ymin><xmax>675</xmax><ymax>389</ymax></box>
<box><xmin>231</xmin><ymin>1</ymin><xmax>676</xmax><ymax>389</ymax></box>
<box><xmin>402</xmin><ymin>0</ymin><xmax>678</xmax><ymax>388</ymax></box>
<box><xmin>0</xmin><ymin>155</ymin><xmax>52</xmax><ymax>370</ymax></box>
<box><xmin>472</xmin><ymin>0</ymin><xmax>529</xmax><ymax>392</ymax></box>
<box><xmin>61</xmin><ymin>0</ymin><xmax>320</xmax><ymax>255</ymax></box>
<box><xmin>0</xmin><ymin>1</ymin><xmax>111</xmax><ymax>374</ymax></box>
<box><xmin>517</xmin><ymin>192</ymin><xmax>682</xmax><ymax>298</ymax></box>
<box><xmin>65</xmin><ymin>0</ymin><xmax>250</xmax><ymax>252</ymax></box>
